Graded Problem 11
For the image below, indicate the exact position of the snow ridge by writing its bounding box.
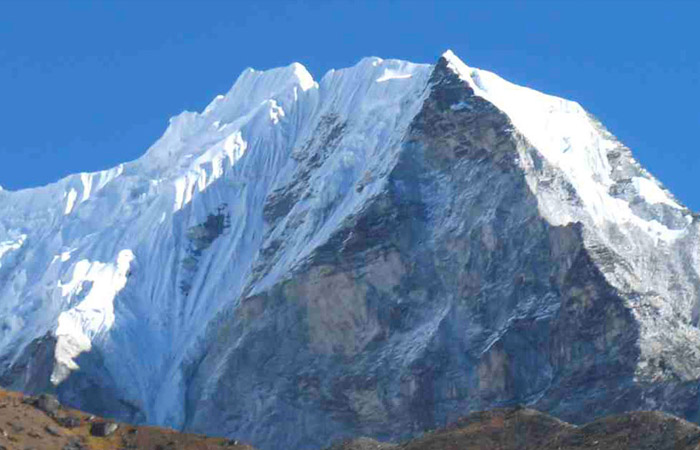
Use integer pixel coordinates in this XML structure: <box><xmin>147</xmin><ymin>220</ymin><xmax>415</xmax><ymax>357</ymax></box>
<box><xmin>441</xmin><ymin>49</ymin><xmax>691</xmax><ymax>243</ymax></box>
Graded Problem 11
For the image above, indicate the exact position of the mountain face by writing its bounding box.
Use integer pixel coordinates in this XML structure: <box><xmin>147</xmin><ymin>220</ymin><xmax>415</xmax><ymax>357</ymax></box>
<box><xmin>1</xmin><ymin>50</ymin><xmax>699</xmax><ymax>449</ymax></box>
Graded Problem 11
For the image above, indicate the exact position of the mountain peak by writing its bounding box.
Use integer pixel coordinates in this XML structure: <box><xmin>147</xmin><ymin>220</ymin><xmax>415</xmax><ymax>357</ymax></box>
<box><xmin>288</xmin><ymin>62</ymin><xmax>316</xmax><ymax>91</ymax></box>
<box><xmin>440</xmin><ymin>49</ymin><xmax>473</xmax><ymax>77</ymax></box>
<box><xmin>440</xmin><ymin>48</ymin><xmax>465</xmax><ymax>65</ymax></box>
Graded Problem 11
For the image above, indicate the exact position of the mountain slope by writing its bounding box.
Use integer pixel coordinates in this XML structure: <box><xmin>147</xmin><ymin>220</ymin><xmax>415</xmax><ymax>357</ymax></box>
<box><xmin>2</xmin><ymin>386</ymin><xmax>699</xmax><ymax>450</ymax></box>
<box><xmin>0</xmin><ymin>388</ymin><xmax>253</xmax><ymax>450</ymax></box>
<box><xmin>334</xmin><ymin>407</ymin><xmax>700</xmax><ymax>450</ymax></box>
<box><xmin>0</xmin><ymin>51</ymin><xmax>699</xmax><ymax>450</ymax></box>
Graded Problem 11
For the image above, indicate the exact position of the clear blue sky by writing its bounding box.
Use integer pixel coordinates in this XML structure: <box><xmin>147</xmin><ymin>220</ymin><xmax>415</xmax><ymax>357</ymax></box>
<box><xmin>1</xmin><ymin>1</ymin><xmax>698</xmax><ymax>208</ymax></box>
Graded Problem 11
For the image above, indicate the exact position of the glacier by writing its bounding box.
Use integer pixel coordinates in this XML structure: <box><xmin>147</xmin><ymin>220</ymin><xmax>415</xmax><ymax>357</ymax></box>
<box><xmin>1</xmin><ymin>50</ymin><xmax>700</xmax><ymax>449</ymax></box>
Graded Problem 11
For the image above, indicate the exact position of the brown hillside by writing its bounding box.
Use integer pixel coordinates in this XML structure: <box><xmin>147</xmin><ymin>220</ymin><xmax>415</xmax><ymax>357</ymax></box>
<box><xmin>0</xmin><ymin>389</ymin><xmax>254</xmax><ymax>450</ymax></box>
<box><xmin>2</xmin><ymin>387</ymin><xmax>700</xmax><ymax>450</ymax></box>
<box><xmin>335</xmin><ymin>407</ymin><xmax>700</xmax><ymax>450</ymax></box>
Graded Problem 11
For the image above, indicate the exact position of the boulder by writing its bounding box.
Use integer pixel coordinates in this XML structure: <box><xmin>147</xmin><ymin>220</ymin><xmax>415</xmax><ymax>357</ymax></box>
<box><xmin>56</xmin><ymin>415</ymin><xmax>81</xmax><ymax>428</ymax></box>
<box><xmin>45</xmin><ymin>424</ymin><xmax>61</xmax><ymax>436</ymax></box>
<box><xmin>90</xmin><ymin>421</ymin><xmax>118</xmax><ymax>437</ymax></box>
<box><xmin>35</xmin><ymin>393</ymin><xmax>60</xmax><ymax>416</ymax></box>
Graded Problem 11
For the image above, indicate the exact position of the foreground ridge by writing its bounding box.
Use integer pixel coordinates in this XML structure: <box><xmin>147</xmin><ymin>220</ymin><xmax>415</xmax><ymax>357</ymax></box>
<box><xmin>0</xmin><ymin>388</ymin><xmax>254</xmax><ymax>450</ymax></box>
<box><xmin>332</xmin><ymin>407</ymin><xmax>700</xmax><ymax>450</ymax></box>
<box><xmin>1</xmin><ymin>386</ymin><xmax>698</xmax><ymax>450</ymax></box>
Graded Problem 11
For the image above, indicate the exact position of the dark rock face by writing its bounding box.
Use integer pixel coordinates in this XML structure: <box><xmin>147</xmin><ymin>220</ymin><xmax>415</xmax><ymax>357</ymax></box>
<box><xmin>180</xmin><ymin>58</ymin><xmax>682</xmax><ymax>449</ymax></box>
<box><xmin>0</xmin><ymin>334</ymin><xmax>56</xmax><ymax>395</ymax></box>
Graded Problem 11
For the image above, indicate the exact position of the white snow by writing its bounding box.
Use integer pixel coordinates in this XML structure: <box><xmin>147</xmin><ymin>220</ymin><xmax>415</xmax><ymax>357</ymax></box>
<box><xmin>223</xmin><ymin>131</ymin><xmax>248</xmax><ymax>167</ymax></box>
<box><xmin>441</xmin><ymin>49</ymin><xmax>688</xmax><ymax>243</ymax></box>
<box><xmin>291</xmin><ymin>62</ymin><xmax>316</xmax><ymax>91</ymax></box>
<box><xmin>267</xmin><ymin>99</ymin><xmax>286</xmax><ymax>124</ymax></box>
<box><xmin>633</xmin><ymin>176</ymin><xmax>683</xmax><ymax>209</ymax></box>
<box><xmin>53</xmin><ymin>249</ymin><xmax>134</xmax><ymax>384</ymax></box>
<box><xmin>64</xmin><ymin>188</ymin><xmax>78</xmax><ymax>215</ymax></box>
<box><xmin>376</xmin><ymin>69</ymin><xmax>413</xmax><ymax>83</ymax></box>
<box><xmin>0</xmin><ymin>234</ymin><xmax>26</xmax><ymax>268</ymax></box>
<box><xmin>171</xmin><ymin>129</ymin><xmax>249</xmax><ymax>212</ymax></box>
<box><xmin>80</xmin><ymin>173</ymin><xmax>92</xmax><ymax>202</ymax></box>
<box><xmin>203</xmin><ymin>95</ymin><xmax>225</xmax><ymax>115</ymax></box>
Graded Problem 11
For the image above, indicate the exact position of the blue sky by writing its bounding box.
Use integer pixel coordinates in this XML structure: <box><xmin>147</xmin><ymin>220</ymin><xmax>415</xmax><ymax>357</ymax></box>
<box><xmin>1</xmin><ymin>1</ymin><xmax>698</xmax><ymax>208</ymax></box>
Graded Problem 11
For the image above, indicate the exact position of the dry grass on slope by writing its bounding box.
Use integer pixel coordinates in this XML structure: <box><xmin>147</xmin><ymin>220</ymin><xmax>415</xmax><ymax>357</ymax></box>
<box><xmin>335</xmin><ymin>407</ymin><xmax>700</xmax><ymax>450</ymax></box>
<box><xmin>2</xmin><ymin>386</ymin><xmax>700</xmax><ymax>450</ymax></box>
<box><xmin>0</xmin><ymin>389</ymin><xmax>254</xmax><ymax>450</ymax></box>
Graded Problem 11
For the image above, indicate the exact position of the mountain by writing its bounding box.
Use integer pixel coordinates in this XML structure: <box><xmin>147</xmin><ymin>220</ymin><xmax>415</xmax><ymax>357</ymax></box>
<box><xmin>1</xmin><ymin>50</ymin><xmax>699</xmax><ymax>450</ymax></box>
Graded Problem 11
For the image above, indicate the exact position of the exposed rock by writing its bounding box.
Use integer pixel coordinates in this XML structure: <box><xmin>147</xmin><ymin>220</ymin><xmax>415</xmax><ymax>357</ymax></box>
<box><xmin>56</xmin><ymin>415</ymin><xmax>81</xmax><ymax>428</ymax></box>
<box><xmin>8</xmin><ymin>421</ymin><xmax>25</xmax><ymax>433</ymax></box>
<box><xmin>90</xmin><ymin>421</ymin><xmax>118</xmax><ymax>437</ymax></box>
<box><xmin>35</xmin><ymin>394</ymin><xmax>60</xmax><ymax>416</ymax></box>
<box><xmin>45</xmin><ymin>425</ymin><xmax>61</xmax><ymax>436</ymax></box>
<box><xmin>62</xmin><ymin>437</ymin><xmax>86</xmax><ymax>450</ymax></box>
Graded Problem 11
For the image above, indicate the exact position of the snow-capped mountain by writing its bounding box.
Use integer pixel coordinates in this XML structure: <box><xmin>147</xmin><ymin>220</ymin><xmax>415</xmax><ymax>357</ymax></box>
<box><xmin>1</xmin><ymin>50</ymin><xmax>699</xmax><ymax>450</ymax></box>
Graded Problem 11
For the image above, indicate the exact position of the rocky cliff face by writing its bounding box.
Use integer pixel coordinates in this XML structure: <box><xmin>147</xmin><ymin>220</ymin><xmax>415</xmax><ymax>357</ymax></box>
<box><xmin>1</xmin><ymin>51</ymin><xmax>699</xmax><ymax>450</ymax></box>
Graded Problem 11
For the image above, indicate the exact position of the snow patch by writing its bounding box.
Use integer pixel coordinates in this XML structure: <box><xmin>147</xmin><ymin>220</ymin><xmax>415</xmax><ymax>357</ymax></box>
<box><xmin>633</xmin><ymin>177</ymin><xmax>683</xmax><ymax>209</ymax></box>
<box><xmin>64</xmin><ymin>189</ymin><xmax>78</xmax><ymax>215</ymax></box>
<box><xmin>173</xmin><ymin>178</ymin><xmax>188</xmax><ymax>212</ymax></box>
<box><xmin>291</xmin><ymin>62</ymin><xmax>316</xmax><ymax>91</ymax></box>
<box><xmin>223</xmin><ymin>131</ymin><xmax>248</xmax><ymax>167</ymax></box>
<box><xmin>376</xmin><ymin>69</ymin><xmax>413</xmax><ymax>83</ymax></box>
<box><xmin>52</xmin><ymin>249</ymin><xmax>135</xmax><ymax>385</ymax></box>
<box><xmin>268</xmin><ymin>99</ymin><xmax>286</xmax><ymax>124</ymax></box>
<box><xmin>450</xmin><ymin>102</ymin><xmax>471</xmax><ymax>111</ymax></box>
<box><xmin>50</xmin><ymin>250</ymin><xmax>74</xmax><ymax>265</ymax></box>
<box><xmin>80</xmin><ymin>173</ymin><xmax>92</xmax><ymax>202</ymax></box>
<box><xmin>0</xmin><ymin>234</ymin><xmax>26</xmax><ymax>268</ymax></box>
